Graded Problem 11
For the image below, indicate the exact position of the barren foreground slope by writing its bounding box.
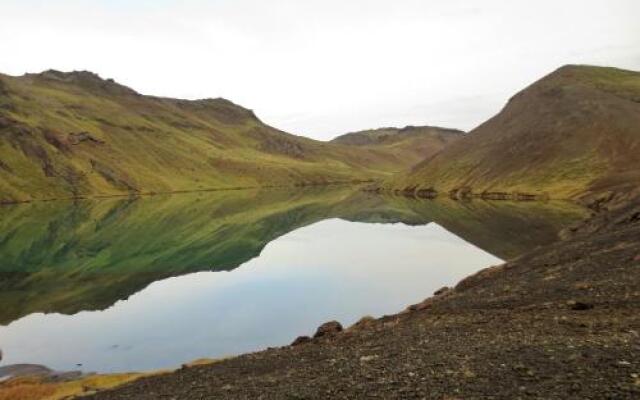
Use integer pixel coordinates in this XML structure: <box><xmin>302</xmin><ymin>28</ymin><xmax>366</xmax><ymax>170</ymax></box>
<box><xmin>87</xmin><ymin>194</ymin><xmax>640</xmax><ymax>399</ymax></box>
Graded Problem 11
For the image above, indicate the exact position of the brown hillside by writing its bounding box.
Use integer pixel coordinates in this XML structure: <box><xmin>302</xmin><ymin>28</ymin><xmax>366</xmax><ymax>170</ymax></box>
<box><xmin>389</xmin><ymin>65</ymin><xmax>640</xmax><ymax>201</ymax></box>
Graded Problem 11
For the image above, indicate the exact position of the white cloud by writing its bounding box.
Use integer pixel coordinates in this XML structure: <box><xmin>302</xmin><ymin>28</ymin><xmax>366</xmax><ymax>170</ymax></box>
<box><xmin>1</xmin><ymin>0</ymin><xmax>639</xmax><ymax>139</ymax></box>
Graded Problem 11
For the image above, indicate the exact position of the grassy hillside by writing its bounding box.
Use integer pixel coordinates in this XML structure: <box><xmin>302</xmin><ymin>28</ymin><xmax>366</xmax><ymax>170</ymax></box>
<box><xmin>0</xmin><ymin>70</ymin><xmax>454</xmax><ymax>202</ymax></box>
<box><xmin>387</xmin><ymin>65</ymin><xmax>640</xmax><ymax>201</ymax></box>
<box><xmin>331</xmin><ymin>126</ymin><xmax>463</xmax><ymax>172</ymax></box>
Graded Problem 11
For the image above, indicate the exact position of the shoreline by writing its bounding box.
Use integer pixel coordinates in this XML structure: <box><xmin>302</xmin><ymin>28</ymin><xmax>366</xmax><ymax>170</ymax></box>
<box><xmin>0</xmin><ymin>179</ymin><xmax>376</xmax><ymax>206</ymax></box>
<box><xmin>366</xmin><ymin>185</ymin><xmax>557</xmax><ymax>202</ymax></box>
<box><xmin>2</xmin><ymin>179</ymin><xmax>581</xmax><ymax>208</ymax></box>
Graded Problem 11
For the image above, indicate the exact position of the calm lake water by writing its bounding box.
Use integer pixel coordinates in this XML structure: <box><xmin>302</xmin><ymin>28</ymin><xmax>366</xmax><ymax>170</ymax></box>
<box><xmin>0</xmin><ymin>188</ymin><xmax>585</xmax><ymax>373</ymax></box>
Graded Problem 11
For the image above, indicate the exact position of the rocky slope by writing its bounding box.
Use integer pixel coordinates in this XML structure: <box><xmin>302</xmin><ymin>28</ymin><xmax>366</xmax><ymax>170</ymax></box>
<box><xmin>388</xmin><ymin>65</ymin><xmax>640</xmax><ymax>201</ymax></box>
<box><xmin>0</xmin><ymin>70</ymin><xmax>459</xmax><ymax>203</ymax></box>
<box><xmin>84</xmin><ymin>193</ymin><xmax>640</xmax><ymax>399</ymax></box>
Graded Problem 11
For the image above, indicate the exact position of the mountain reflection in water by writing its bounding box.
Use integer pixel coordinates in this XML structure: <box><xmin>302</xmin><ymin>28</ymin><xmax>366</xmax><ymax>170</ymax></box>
<box><xmin>0</xmin><ymin>187</ymin><xmax>585</xmax><ymax>372</ymax></box>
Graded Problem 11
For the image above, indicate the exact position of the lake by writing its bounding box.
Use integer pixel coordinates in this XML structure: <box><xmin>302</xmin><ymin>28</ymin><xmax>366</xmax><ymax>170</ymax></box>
<box><xmin>0</xmin><ymin>187</ymin><xmax>585</xmax><ymax>373</ymax></box>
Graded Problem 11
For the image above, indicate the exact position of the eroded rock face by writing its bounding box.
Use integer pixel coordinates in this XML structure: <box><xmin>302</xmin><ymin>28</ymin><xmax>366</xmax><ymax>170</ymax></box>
<box><xmin>43</xmin><ymin>130</ymin><xmax>71</xmax><ymax>152</ymax></box>
<box><xmin>35</xmin><ymin>70</ymin><xmax>139</xmax><ymax>96</ymax></box>
<box><xmin>68</xmin><ymin>132</ymin><xmax>104</xmax><ymax>145</ymax></box>
<box><xmin>313</xmin><ymin>321</ymin><xmax>343</xmax><ymax>338</ymax></box>
<box><xmin>251</xmin><ymin>127</ymin><xmax>309</xmax><ymax>159</ymax></box>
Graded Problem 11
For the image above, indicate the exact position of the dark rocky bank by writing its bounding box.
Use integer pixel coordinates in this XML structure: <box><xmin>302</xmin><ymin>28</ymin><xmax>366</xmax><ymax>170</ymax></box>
<box><xmin>85</xmin><ymin>194</ymin><xmax>640</xmax><ymax>399</ymax></box>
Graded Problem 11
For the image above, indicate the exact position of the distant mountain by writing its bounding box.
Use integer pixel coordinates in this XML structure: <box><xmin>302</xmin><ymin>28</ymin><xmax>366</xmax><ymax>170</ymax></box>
<box><xmin>331</xmin><ymin>126</ymin><xmax>464</xmax><ymax>170</ymax></box>
<box><xmin>0</xmin><ymin>70</ymin><xmax>456</xmax><ymax>202</ymax></box>
<box><xmin>332</xmin><ymin>125</ymin><xmax>463</xmax><ymax>146</ymax></box>
<box><xmin>387</xmin><ymin>65</ymin><xmax>640</xmax><ymax>202</ymax></box>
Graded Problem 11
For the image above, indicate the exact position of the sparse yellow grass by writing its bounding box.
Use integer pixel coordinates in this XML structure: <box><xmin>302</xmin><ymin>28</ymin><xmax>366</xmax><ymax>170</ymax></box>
<box><xmin>0</xmin><ymin>372</ymin><xmax>161</xmax><ymax>400</ymax></box>
<box><xmin>182</xmin><ymin>358</ymin><xmax>223</xmax><ymax>367</ymax></box>
<box><xmin>0</xmin><ymin>358</ymin><xmax>225</xmax><ymax>400</ymax></box>
<box><xmin>0</xmin><ymin>377</ymin><xmax>55</xmax><ymax>400</ymax></box>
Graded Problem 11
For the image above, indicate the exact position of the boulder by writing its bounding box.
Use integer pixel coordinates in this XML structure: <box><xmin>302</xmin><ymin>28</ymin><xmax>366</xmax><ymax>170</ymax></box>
<box><xmin>434</xmin><ymin>286</ymin><xmax>450</xmax><ymax>296</ymax></box>
<box><xmin>567</xmin><ymin>300</ymin><xmax>594</xmax><ymax>311</ymax></box>
<box><xmin>313</xmin><ymin>321</ymin><xmax>343</xmax><ymax>338</ymax></box>
<box><xmin>291</xmin><ymin>336</ymin><xmax>312</xmax><ymax>346</ymax></box>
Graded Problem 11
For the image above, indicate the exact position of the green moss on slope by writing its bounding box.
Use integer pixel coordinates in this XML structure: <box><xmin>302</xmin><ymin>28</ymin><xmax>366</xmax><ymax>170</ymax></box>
<box><xmin>0</xmin><ymin>70</ymin><xmax>447</xmax><ymax>202</ymax></box>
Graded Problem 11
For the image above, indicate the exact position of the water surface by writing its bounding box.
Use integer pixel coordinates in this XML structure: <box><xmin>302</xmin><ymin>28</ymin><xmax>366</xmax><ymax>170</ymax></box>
<box><xmin>0</xmin><ymin>188</ymin><xmax>585</xmax><ymax>372</ymax></box>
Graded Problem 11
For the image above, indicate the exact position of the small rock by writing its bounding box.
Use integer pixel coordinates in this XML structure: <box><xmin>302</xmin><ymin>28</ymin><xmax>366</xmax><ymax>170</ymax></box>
<box><xmin>464</xmin><ymin>369</ymin><xmax>477</xmax><ymax>379</ymax></box>
<box><xmin>359</xmin><ymin>355</ymin><xmax>379</xmax><ymax>363</ymax></box>
<box><xmin>291</xmin><ymin>336</ymin><xmax>312</xmax><ymax>346</ymax></box>
<box><xmin>434</xmin><ymin>286</ymin><xmax>450</xmax><ymax>296</ymax></box>
<box><xmin>618</xmin><ymin>360</ymin><xmax>631</xmax><ymax>366</ymax></box>
<box><xmin>314</xmin><ymin>321</ymin><xmax>343</xmax><ymax>338</ymax></box>
<box><xmin>574</xmin><ymin>282</ymin><xmax>592</xmax><ymax>290</ymax></box>
<box><xmin>567</xmin><ymin>300</ymin><xmax>594</xmax><ymax>311</ymax></box>
<box><xmin>634</xmin><ymin>254</ymin><xmax>640</xmax><ymax>262</ymax></box>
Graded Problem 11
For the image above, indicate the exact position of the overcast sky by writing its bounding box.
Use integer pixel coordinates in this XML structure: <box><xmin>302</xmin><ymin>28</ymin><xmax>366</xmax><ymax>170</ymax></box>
<box><xmin>1</xmin><ymin>1</ymin><xmax>639</xmax><ymax>140</ymax></box>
